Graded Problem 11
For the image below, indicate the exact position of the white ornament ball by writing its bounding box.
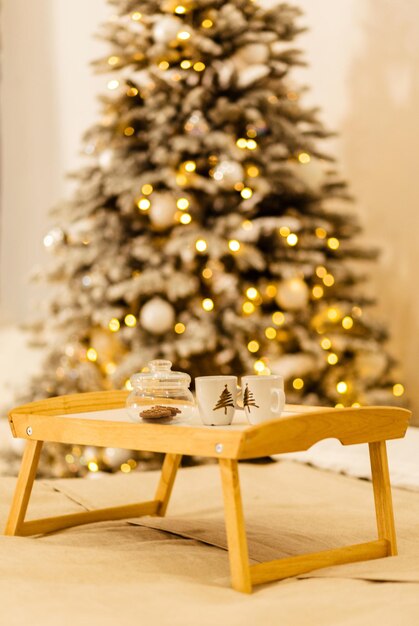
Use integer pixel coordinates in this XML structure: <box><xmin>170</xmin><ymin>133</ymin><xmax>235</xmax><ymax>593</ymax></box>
<box><xmin>276</xmin><ymin>278</ymin><xmax>310</xmax><ymax>311</ymax></box>
<box><xmin>213</xmin><ymin>160</ymin><xmax>244</xmax><ymax>188</ymax></box>
<box><xmin>140</xmin><ymin>298</ymin><xmax>175</xmax><ymax>335</ymax></box>
<box><xmin>153</xmin><ymin>16</ymin><xmax>182</xmax><ymax>44</ymax></box>
<box><xmin>149</xmin><ymin>192</ymin><xmax>177</xmax><ymax>230</ymax></box>
<box><xmin>235</xmin><ymin>44</ymin><xmax>270</xmax><ymax>66</ymax></box>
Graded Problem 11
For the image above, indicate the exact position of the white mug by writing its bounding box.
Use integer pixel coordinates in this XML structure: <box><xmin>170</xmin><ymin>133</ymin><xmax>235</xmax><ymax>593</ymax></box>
<box><xmin>241</xmin><ymin>375</ymin><xmax>285</xmax><ymax>425</ymax></box>
<box><xmin>195</xmin><ymin>376</ymin><xmax>238</xmax><ymax>426</ymax></box>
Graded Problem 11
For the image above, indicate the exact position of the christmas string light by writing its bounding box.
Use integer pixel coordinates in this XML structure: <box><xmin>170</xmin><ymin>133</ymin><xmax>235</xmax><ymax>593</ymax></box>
<box><xmin>246</xmin><ymin>287</ymin><xmax>258</xmax><ymax>300</ymax></box>
<box><xmin>312</xmin><ymin>285</ymin><xmax>324</xmax><ymax>299</ymax></box>
<box><xmin>137</xmin><ymin>198</ymin><xmax>151</xmax><ymax>211</ymax></box>
<box><xmin>265</xmin><ymin>327</ymin><xmax>277</xmax><ymax>339</ymax></box>
<box><xmin>228</xmin><ymin>240</ymin><xmax>240</xmax><ymax>252</ymax></box>
<box><xmin>87</xmin><ymin>348</ymin><xmax>98</xmax><ymax>362</ymax></box>
<box><xmin>265</xmin><ymin>284</ymin><xmax>277</xmax><ymax>298</ymax></box>
<box><xmin>202</xmin><ymin>298</ymin><xmax>214</xmax><ymax>311</ymax></box>
<box><xmin>124</xmin><ymin>314</ymin><xmax>137</xmax><ymax>327</ymax></box>
<box><xmin>336</xmin><ymin>381</ymin><xmax>348</xmax><ymax>394</ymax></box>
<box><xmin>242</xmin><ymin>301</ymin><xmax>255</xmax><ymax>314</ymax></box>
<box><xmin>298</xmin><ymin>152</ymin><xmax>310</xmax><ymax>164</ymax></box>
<box><xmin>240</xmin><ymin>187</ymin><xmax>253</xmax><ymax>199</ymax></box>
<box><xmin>315</xmin><ymin>228</ymin><xmax>327</xmax><ymax>239</ymax></box>
<box><xmin>323</xmin><ymin>274</ymin><xmax>335</xmax><ymax>287</ymax></box>
<box><xmin>328</xmin><ymin>237</ymin><xmax>340</xmax><ymax>250</ymax></box>
<box><xmin>247</xmin><ymin>340</ymin><xmax>260</xmax><ymax>353</ymax></box>
<box><xmin>286</xmin><ymin>233</ymin><xmax>298</xmax><ymax>246</ymax></box>
<box><xmin>177</xmin><ymin>198</ymin><xmax>189</xmax><ymax>210</ymax></box>
<box><xmin>342</xmin><ymin>316</ymin><xmax>353</xmax><ymax>329</ymax></box>
<box><xmin>393</xmin><ymin>383</ymin><xmax>404</xmax><ymax>397</ymax></box>
<box><xmin>272</xmin><ymin>311</ymin><xmax>285</xmax><ymax>326</ymax></box>
<box><xmin>327</xmin><ymin>353</ymin><xmax>338</xmax><ymax>365</ymax></box>
<box><xmin>195</xmin><ymin>239</ymin><xmax>207</xmax><ymax>252</ymax></box>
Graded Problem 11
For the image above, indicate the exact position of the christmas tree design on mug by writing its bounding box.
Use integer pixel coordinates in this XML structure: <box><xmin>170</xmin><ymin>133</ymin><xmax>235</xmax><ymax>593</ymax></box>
<box><xmin>213</xmin><ymin>384</ymin><xmax>235</xmax><ymax>415</ymax></box>
<box><xmin>243</xmin><ymin>384</ymin><xmax>259</xmax><ymax>412</ymax></box>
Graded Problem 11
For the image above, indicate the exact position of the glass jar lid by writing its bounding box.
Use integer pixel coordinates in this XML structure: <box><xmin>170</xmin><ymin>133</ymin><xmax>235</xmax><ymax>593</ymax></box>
<box><xmin>130</xmin><ymin>360</ymin><xmax>191</xmax><ymax>389</ymax></box>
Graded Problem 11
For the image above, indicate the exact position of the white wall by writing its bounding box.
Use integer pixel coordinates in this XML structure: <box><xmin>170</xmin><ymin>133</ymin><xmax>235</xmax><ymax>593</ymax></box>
<box><xmin>0</xmin><ymin>0</ymin><xmax>107</xmax><ymax>320</ymax></box>
<box><xmin>1</xmin><ymin>0</ymin><xmax>418</xmax><ymax>418</ymax></box>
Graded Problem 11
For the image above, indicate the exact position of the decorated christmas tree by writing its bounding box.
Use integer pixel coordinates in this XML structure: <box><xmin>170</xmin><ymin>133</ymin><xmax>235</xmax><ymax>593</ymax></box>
<box><xmin>24</xmin><ymin>0</ymin><xmax>405</xmax><ymax>473</ymax></box>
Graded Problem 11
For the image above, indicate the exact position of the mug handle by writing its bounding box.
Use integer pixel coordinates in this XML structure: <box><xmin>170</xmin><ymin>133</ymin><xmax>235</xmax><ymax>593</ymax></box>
<box><xmin>271</xmin><ymin>389</ymin><xmax>285</xmax><ymax>414</ymax></box>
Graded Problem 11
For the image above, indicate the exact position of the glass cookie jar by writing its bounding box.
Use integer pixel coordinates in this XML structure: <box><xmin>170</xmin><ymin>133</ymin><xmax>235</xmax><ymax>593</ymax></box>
<box><xmin>126</xmin><ymin>359</ymin><xmax>195</xmax><ymax>422</ymax></box>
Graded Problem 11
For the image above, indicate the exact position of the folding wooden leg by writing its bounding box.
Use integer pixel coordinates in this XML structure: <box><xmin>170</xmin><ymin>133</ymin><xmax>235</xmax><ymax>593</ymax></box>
<box><xmin>4</xmin><ymin>448</ymin><xmax>181</xmax><ymax>537</ymax></box>
<box><xmin>155</xmin><ymin>453</ymin><xmax>182</xmax><ymax>516</ymax></box>
<box><xmin>219</xmin><ymin>458</ymin><xmax>252</xmax><ymax>593</ymax></box>
<box><xmin>4</xmin><ymin>440</ymin><xmax>43</xmax><ymax>536</ymax></box>
<box><xmin>369</xmin><ymin>441</ymin><xmax>397</xmax><ymax>555</ymax></box>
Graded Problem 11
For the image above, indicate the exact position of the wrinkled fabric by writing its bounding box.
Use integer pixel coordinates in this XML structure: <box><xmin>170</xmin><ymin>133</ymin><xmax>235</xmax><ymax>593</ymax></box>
<box><xmin>1</xmin><ymin>461</ymin><xmax>419</xmax><ymax>626</ymax></box>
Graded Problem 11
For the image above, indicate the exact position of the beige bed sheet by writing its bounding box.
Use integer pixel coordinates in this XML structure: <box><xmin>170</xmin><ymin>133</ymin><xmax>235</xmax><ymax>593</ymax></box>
<box><xmin>1</xmin><ymin>460</ymin><xmax>419</xmax><ymax>626</ymax></box>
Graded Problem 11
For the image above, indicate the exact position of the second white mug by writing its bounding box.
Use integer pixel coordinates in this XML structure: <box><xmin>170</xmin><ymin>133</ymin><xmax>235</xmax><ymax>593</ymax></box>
<box><xmin>241</xmin><ymin>375</ymin><xmax>285</xmax><ymax>424</ymax></box>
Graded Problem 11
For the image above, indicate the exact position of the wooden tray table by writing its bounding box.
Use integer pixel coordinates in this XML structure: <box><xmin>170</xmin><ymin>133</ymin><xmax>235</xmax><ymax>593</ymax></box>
<box><xmin>4</xmin><ymin>391</ymin><xmax>411</xmax><ymax>593</ymax></box>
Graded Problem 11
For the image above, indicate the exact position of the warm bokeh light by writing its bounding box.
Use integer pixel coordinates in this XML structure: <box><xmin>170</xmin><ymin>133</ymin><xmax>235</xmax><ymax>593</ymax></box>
<box><xmin>177</xmin><ymin>197</ymin><xmax>189</xmax><ymax>210</ymax></box>
<box><xmin>108</xmin><ymin>318</ymin><xmax>120</xmax><ymax>332</ymax></box>
<box><xmin>393</xmin><ymin>383</ymin><xmax>405</xmax><ymax>397</ymax></box>
<box><xmin>137</xmin><ymin>198</ymin><xmax>151</xmax><ymax>211</ymax></box>
<box><xmin>87</xmin><ymin>348</ymin><xmax>98</xmax><ymax>362</ymax></box>
<box><xmin>242</xmin><ymin>301</ymin><xmax>255</xmax><ymax>314</ymax></box>
<box><xmin>124</xmin><ymin>314</ymin><xmax>137</xmax><ymax>327</ymax></box>
<box><xmin>180</xmin><ymin>213</ymin><xmax>192</xmax><ymax>224</ymax></box>
<box><xmin>228</xmin><ymin>240</ymin><xmax>240</xmax><ymax>252</ymax></box>
<box><xmin>336</xmin><ymin>381</ymin><xmax>348</xmax><ymax>394</ymax></box>
<box><xmin>246</xmin><ymin>287</ymin><xmax>258</xmax><ymax>300</ymax></box>
<box><xmin>195</xmin><ymin>239</ymin><xmax>207</xmax><ymax>252</ymax></box>
<box><xmin>327</xmin><ymin>237</ymin><xmax>340</xmax><ymax>250</ymax></box>
<box><xmin>298</xmin><ymin>152</ymin><xmax>311</xmax><ymax>164</ymax></box>
<box><xmin>272</xmin><ymin>311</ymin><xmax>285</xmax><ymax>326</ymax></box>
<box><xmin>286</xmin><ymin>233</ymin><xmax>298</xmax><ymax>246</ymax></box>
<box><xmin>202</xmin><ymin>298</ymin><xmax>214</xmax><ymax>311</ymax></box>
<box><xmin>342</xmin><ymin>316</ymin><xmax>354</xmax><ymax>329</ymax></box>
